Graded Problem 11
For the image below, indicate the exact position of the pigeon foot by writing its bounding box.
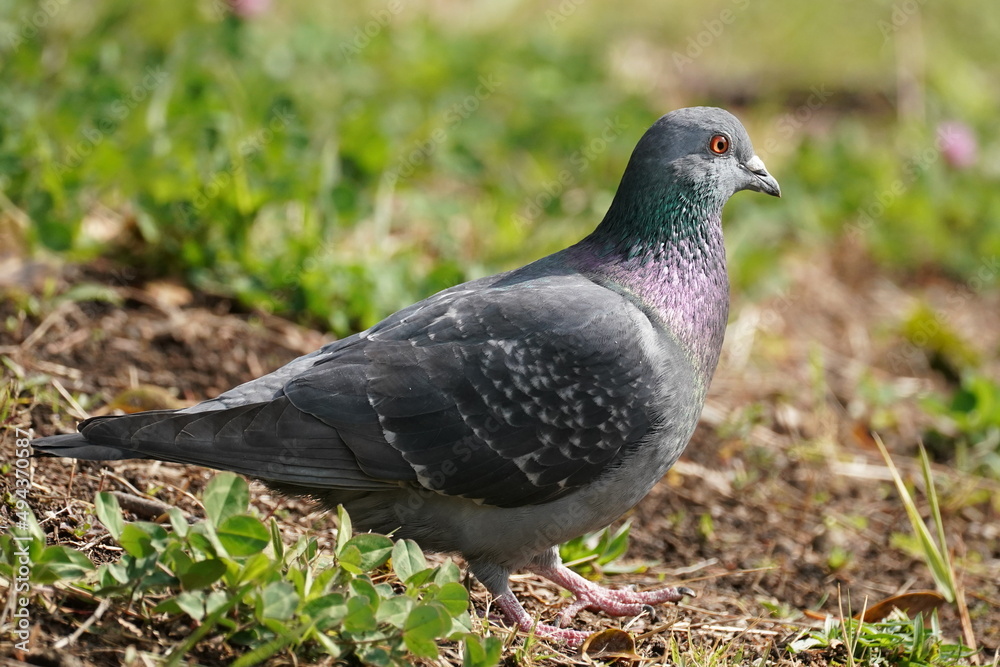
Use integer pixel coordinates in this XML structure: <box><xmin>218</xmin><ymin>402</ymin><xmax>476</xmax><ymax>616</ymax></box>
<box><xmin>492</xmin><ymin>591</ymin><xmax>593</xmax><ymax>646</ymax></box>
<box><xmin>530</xmin><ymin>563</ymin><xmax>694</xmax><ymax>628</ymax></box>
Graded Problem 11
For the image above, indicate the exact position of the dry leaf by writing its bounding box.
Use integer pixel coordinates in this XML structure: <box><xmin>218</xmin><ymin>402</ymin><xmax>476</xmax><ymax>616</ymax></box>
<box><xmin>850</xmin><ymin>421</ymin><xmax>878</xmax><ymax>451</ymax></box>
<box><xmin>106</xmin><ymin>386</ymin><xmax>187</xmax><ymax>413</ymax></box>
<box><xmin>856</xmin><ymin>591</ymin><xmax>946</xmax><ymax>622</ymax></box>
<box><xmin>581</xmin><ymin>628</ymin><xmax>645</xmax><ymax>662</ymax></box>
<box><xmin>803</xmin><ymin>591</ymin><xmax>946</xmax><ymax>623</ymax></box>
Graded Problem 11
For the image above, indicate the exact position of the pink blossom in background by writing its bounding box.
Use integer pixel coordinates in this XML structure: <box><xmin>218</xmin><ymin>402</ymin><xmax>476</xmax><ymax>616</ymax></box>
<box><xmin>937</xmin><ymin>120</ymin><xmax>977</xmax><ymax>169</ymax></box>
<box><xmin>227</xmin><ymin>0</ymin><xmax>271</xmax><ymax>19</ymax></box>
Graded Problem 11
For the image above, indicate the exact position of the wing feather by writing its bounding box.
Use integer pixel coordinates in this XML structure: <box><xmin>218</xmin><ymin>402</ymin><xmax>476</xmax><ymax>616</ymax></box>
<box><xmin>50</xmin><ymin>267</ymin><xmax>675</xmax><ymax>509</ymax></box>
<box><xmin>281</xmin><ymin>272</ymin><xmax>667</xmax><ymax>507</ymax></box>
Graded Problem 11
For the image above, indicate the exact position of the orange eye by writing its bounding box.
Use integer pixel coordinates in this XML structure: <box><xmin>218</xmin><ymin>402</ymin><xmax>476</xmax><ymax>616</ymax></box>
<box><xmin>709</xmin><ymin>135</ymin><xmax>729</xmax><ymax>154</ymax></box>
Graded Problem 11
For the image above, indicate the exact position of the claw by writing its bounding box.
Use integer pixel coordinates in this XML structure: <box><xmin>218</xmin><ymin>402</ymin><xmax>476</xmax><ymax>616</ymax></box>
<box><xmin>489</xmin><ymin>562</ymin><xmax>696</xmax><ymax>647</ymax></box>
<box><xmin>530</xmin><ymin>562</ymin><xmax>694</xmax><ymax>626</ymax></box>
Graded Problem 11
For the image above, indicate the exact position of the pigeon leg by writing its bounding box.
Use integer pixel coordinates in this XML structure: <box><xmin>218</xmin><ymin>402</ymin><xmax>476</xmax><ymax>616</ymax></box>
<box><xmin>491</xmin><ymin>590</ymin><xmax>593</xmax><ymax>646</ymax></box>
<box><xmin>528</xmin><ymin>552</ymin><xmax>694</xmax><ymax>627</ymax></box>
<box><xmin>473</xmin><ymin>560</ymin><xmax>593</xmax><ymax>645</ymax></box>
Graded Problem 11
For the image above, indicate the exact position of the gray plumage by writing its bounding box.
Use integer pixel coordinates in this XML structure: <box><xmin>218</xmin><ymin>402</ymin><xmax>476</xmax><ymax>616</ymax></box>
<box><xmin>34</xmin><ymin>107</ymin><xmax>779</xmax><ymax>642</ymax></box>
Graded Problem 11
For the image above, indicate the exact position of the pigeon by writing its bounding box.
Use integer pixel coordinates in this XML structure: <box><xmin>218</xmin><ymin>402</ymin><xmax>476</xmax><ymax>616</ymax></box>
<box><xmin>34</xmin><ymin>107</ymin><xmax>780</xmax><ymax>645</ymax></box>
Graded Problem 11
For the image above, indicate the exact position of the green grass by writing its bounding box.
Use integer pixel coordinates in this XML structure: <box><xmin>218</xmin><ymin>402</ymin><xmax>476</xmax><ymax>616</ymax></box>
<box><xmin>924</xmin><ymin>374</ymin><xmax>1000</xmax><ymax>478</ymax></box>
<box><xmin>0</xmin><ymin>473</ymin><xmax>502</xmax><ymax>666</ymax></box>
<box><xmin>790</xmin><ymin>612</ymin><xmax>975</xmax><ymax>667</ymax></box>
<box><xmin>2</xmin><ymin>0</ymin><xmax>998</xmax><ymax>335</ymax></box>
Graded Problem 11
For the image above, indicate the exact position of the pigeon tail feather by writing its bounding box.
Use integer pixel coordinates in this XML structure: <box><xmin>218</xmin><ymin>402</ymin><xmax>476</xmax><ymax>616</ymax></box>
<box><xmin>33</xmin><ymin>432</ymin><xmax>149</xmax><ymax>461</ymax></box>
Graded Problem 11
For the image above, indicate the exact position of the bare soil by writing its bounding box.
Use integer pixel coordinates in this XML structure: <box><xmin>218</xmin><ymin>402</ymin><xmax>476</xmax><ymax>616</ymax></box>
<box><xmin>1</xmin><ymin>246</ymin><xmax>998</xmax><ymax>666</ymax></box>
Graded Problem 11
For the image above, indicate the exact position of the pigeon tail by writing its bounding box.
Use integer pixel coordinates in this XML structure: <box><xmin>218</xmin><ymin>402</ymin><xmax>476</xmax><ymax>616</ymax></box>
<box><xmin>32</xmin><ymin>432</ymin><xmax>149</xmax><ymax>461</ymax></box>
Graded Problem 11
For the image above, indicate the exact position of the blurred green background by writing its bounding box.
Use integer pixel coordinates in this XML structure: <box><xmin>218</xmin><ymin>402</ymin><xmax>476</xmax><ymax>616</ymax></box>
<box><xmin>1</xmin><ymin>0</ymin><xmax>997</xmax><ymax>335</ymax></box>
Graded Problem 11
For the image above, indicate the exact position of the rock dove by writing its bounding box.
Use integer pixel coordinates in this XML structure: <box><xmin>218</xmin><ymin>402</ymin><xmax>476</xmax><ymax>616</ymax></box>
<box><xmin>34</xmin><ymin>107</ymin><xmax>780</xmax><ymax>645</ymax></box>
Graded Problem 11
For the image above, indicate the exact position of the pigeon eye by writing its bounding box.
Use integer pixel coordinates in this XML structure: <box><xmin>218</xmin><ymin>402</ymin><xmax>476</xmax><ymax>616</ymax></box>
<box><xmin>709</xmin><ymin>135</ymin><xmax>730</xmax><ymax>155</ymax></box>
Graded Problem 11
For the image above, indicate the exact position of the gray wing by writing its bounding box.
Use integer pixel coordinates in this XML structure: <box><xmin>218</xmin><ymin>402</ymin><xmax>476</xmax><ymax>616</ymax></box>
<box><xmin>280</xmin><ymin>272</ymin><xmax>666</xmax><ymax>507</ymax></box>
<box><xmin>37</xmin><ymin>272</ymin><xmax>671</xmax><ymax>508</ymax></box>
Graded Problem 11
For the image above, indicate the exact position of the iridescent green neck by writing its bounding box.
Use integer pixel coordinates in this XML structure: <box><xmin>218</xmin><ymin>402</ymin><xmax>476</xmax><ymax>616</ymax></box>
<box><xmin>569</xmin><ymin>181</ymin><xmax>730</xmax><ymax>387</ymax></box>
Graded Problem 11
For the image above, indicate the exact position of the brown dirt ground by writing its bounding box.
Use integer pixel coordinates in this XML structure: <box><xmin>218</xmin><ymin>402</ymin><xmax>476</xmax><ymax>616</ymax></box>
<box><xmin>1</xmin><ymin>244</ymin><xmax>998</xmax><ymax>666</ymax></box>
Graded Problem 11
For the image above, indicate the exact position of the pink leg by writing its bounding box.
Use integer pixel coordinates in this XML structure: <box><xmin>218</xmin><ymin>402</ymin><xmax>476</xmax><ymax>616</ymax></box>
<box><xmin>492</xmin><ymin>590</ymin><xmax>593</xmax><ymax>646</ymax></box>
<box><xmin>529</xmin><ymin>562</ymin><xmax>695</xmax><ymax>628</ymax></box>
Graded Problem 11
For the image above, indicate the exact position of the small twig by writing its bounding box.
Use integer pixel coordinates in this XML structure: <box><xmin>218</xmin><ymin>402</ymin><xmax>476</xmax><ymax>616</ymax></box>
<box><xmin>20</xmin><ymin>301</ymin><xmax>75</xmax><ymax>350</ymax></box>
<box><xmin>57</xmin><ymin>585</ymin><xmax>144</xmax><ymax>620</ymax></box>
<box><xmin>101</xmin><ymin>471</ymin><xmax>149</xmax><ymax>498</ymax></box>
<box><xmin>668</xmin><ymin>558</ymin><xmax>718</xmax><ymax>576</ymax></box>
<box><xmin>29</xmin><ymin>358</ymin><xmax>83</xmax><ymax>380</ymax></box>
<box><xmin>105</xmin><ymin>468</ymin><xmax>204</xmax><ymax>509</ymax></box>
<box><xmin>111</xmin><ymin>491</ymin><xmax>186</xmax><ymax>522</ymax></box>
<box><xmin>76</xmin><ymin>535</ymin><xmax>122</xmax><ymax>553</ymax></box>
<box><xmin>51</xmin><ymin>378</ymin><xmax>89</xmax><ymax>421</ymax></box>
<box><xmin>680</xmin><ymin>565</ymin><xmax>776</xmax><ymax>585</ymax></box>
<box><xmin>955</xmin><ymin>586</ymin><xmax>980</xmax><ymax>665</ymax></box>
<box><xmin>54</xmin><ymin>598</ymin><xmax>111</xmax><ymax>648</ymax></box>
<box><xmin>634</xmin><ymin>619</ymin><xmax>676</xmax><ymax>640</ymax></box>
<box><xmin>665</xmin><ymin>621</ymin><xmax>781</xmax><ymax>637</ymax></box>
<box><xmin>33</xmin><ymin>505</ymin><xmax>73</xmax><ymax>528</ymax></box>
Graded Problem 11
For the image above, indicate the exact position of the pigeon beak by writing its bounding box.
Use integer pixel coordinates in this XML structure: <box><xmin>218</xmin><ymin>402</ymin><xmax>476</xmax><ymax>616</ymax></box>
<box><xmin>741</xmin><ymin>154</ymin><xmax>781</xmax><ymax>197</ymax></box>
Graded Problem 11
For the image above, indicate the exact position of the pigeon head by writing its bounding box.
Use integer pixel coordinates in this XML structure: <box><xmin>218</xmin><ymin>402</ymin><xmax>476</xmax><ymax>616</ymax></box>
<box><xmin>625</xmin><ymin>106</ymin><xmax>779</xmax><ymax>204</ymax></box>
<box><xmin>591</xmin><ymin>106</ymin><xmax>778</xmax><ymax>252</ymax></box>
